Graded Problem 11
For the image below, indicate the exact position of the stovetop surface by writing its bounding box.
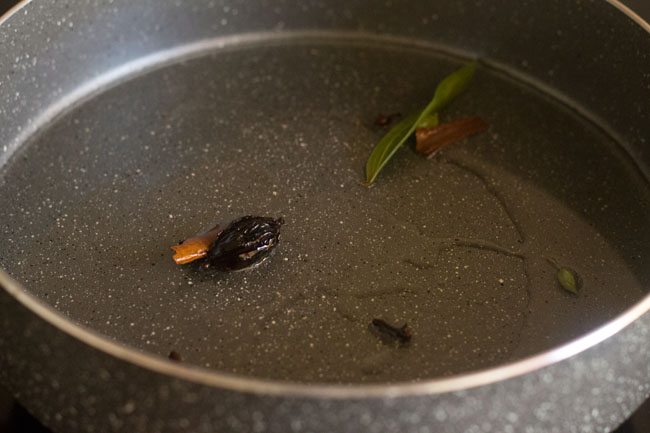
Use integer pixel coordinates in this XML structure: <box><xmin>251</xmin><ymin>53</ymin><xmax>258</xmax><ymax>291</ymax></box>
<box><xmin>0</xmin><ymin>383</ymin><xmax>648</xmax><ymax>433</ymax></box>
<box><xmin>0</xmin><ymin>0</ymin><xmax>649</xmax><ymax>432</ymax></box>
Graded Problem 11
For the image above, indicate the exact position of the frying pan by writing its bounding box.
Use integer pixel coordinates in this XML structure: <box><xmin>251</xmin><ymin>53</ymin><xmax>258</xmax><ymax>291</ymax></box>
<box><xmin>1</xmin><ymin>0</ymin><xmax>649</xmax><ymax>432</ymax></box>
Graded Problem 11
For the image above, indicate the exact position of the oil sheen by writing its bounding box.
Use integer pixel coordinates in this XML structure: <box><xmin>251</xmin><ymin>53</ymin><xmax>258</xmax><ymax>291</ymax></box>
<box><xmin>1</xmin><ymin>37</ymin><xmax>649</xmax><ymax>383</ymax></box>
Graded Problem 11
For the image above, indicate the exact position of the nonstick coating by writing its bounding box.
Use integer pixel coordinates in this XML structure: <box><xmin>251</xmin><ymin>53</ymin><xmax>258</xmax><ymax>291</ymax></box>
<box><xmin>0</xmin><ymin>35</ymin><xmax>648</xmax><ymax>383</ymax></box>
<box><xmin>1</xmin><ymin>1</ymin><xmax>650</xmax><ymax>432</ymax></box>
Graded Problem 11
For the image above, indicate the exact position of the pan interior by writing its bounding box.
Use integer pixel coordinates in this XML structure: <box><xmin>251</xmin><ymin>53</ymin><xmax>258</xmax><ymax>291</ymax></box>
<box><xmin>0</xmin><ymin>35</ymin><xmax>649</xmax><ymax>384</ymax></box>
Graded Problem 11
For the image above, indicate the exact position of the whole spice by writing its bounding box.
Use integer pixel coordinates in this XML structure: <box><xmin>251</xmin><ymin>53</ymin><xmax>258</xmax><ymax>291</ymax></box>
<box><xmin>546</xmin><ymin>257</ymin><xmax>582</xmax><ymax>295</ymax></box>
<box><xmin>364</xmin><ymin>61</ymin><xmax>477</xmax><ymax>184</ymax></box>
<box><xmin>369</xmin><ymin>318</ymin><xmax>412</xmax><ymax>344</ymax></box>
<box><xmin>556</xmin><ymin>267</ymin><xmax>581</xmax><ymax>295</ymax></box>
<box><xmin>171</xmin><ymin>216</ymin><xmax>283</xmax><ymax>271</ymax></box>
<box><xmin>171</xmin><ymin>224</ymin><xmax>222</xmax><ymax>264</ymax></box>
<box><xmin>206</xmin><ymin>216</ymin><xmax>284</xmax><ymax>271</ymax></box>
<box><xmin>415</xmin><ymin>116</ymin><xmax>489</xmax><ymax>158</ymax></box>
<box><xmin>168</xmin><ymin>350</ymin><xmax>182</xmax><ymax>362</ymax></box>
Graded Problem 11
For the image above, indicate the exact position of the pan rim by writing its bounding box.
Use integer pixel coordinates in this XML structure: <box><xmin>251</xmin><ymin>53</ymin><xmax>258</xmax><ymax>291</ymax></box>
<box><xmin>0</xmin><ymin>0</ymin><xmax>30</xmax><ymax>25</ymax></box>
<box><xmin>0</xmin><ymin>0</ymin><xmax>649</xmax><ymax>400</ymax></box>
<box><xmin>2</xmin><ymin>268</ymin><xmax>650</xmax><ymax>398</ymax></box>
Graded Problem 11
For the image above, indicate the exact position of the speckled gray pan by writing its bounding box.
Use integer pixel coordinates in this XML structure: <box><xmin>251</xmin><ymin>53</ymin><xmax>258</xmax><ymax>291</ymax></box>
<box><xmin>1</xmin><ymin>0</ymin><xmax>649</xmax><ymax>432</ymax></box>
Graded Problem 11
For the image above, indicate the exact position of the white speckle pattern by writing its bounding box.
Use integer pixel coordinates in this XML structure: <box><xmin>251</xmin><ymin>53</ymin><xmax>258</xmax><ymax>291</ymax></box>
<box><xmin>0</xmin><ymin>0</ymin><xmax>649</xmax><ymax>432</ymax></box>
<box><xmin>1</xmin><ymin>37</ymin><xmax>648</xmax><ymax>385</ymax></box>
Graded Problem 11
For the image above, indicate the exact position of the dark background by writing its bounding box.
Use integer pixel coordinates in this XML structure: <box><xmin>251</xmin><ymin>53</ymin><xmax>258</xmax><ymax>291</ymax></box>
<box><xmin>0</xmin><ymin>0</ymin><xmax>649</xmax><ymax>432</ymax></box>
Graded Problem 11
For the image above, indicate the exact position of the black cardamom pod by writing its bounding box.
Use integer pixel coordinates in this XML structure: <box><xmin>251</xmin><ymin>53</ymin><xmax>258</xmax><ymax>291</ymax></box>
<box><xmin>206</xmin><ymin>216</ymin><xmax>283</xmax><ymax>271</ymax></box>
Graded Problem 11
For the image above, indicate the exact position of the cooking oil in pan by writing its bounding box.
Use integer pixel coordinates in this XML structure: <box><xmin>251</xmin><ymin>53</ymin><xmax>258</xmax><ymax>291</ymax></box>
<box><xmin>0</xmin><ymin>35</ymin><xmax>648</xmax><ymax>383</ymax></box>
